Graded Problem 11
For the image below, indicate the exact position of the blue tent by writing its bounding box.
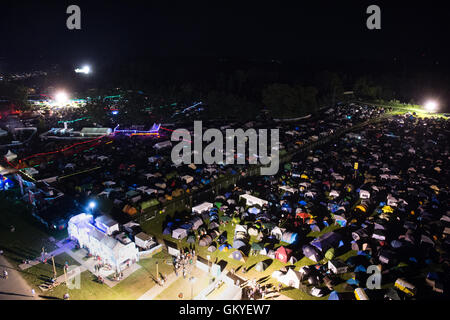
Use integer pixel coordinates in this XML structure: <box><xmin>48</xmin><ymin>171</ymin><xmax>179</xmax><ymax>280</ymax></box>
<box><xmin>354</xmin><ymin>265</ymin><xmax>367</xmax><ymax>273</ymax></box>
<box><xmin>163</xmin><ymin>227</ymin><xmax>171</xmax><ymax>235</ymax></box>
<box><xmin>346</xmin><ymin>278</ymin><xmax>359</xmax><ymax>286</ymax></box>
<box><xmin>390</xmin><ymin>240</ymin><xmax>403</xmax><ymax>249</ymax></box>
<box><xmin>310</xmin><ymin>224</ymin><xmax>321</xmax><ymax>232</ymax></box>
<box><xmin>311</xmin><ymin>232</ymin><xmax>342</xmax><ymax>252</ymax></box>
<box><xmin>180</xmin><ymin>223</ymin><xmax>192</xmax><ymax>230</ymax></box>
<box><xmin>328</xmin><ymin>291</ymin><xmax>340</xmax><ymax>300</ymax></box>
<box><xmin>299</xmin><ymin>200</ymin><xmax>307</xmax><ymax>206</ymax></box>
<box><xmin>219</xmin><ymin>244</ymin><xmax>232</xmax><ymax>251</ymax></box>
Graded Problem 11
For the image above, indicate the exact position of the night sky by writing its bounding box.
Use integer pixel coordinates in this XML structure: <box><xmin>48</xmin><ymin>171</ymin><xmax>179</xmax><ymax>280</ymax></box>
<box><xmin>1</xmin><ymin>1</ymin><xmax>449</xmax><ymax>68</ymax></box>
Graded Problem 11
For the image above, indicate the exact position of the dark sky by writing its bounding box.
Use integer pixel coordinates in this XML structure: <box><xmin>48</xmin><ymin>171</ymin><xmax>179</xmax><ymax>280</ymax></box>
<box><xmin>1</xmin><ymin>1</ymin><xmax>449</xmax><ymax>68</ymax></box>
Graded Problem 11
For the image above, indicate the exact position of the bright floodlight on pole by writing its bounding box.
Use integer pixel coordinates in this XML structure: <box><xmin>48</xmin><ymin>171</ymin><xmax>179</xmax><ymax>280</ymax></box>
<box><xmin>424</xmin><ymin>100</ymin><xmax>438</xmax><ymax>112</ymax></box>
<box><xmin>89</xmin><ymin>201</ymin><xmax>96</xmax><ymax>209</ymax></box>
<box><xmin>55</xmin><ymin>91</ymin><xmax>69</xmax><ymax>104</ymax></box>
<box><xmin>75</xmin><ymin>65</ymin><xmax>91</xmax><ymax>74</ymax></box>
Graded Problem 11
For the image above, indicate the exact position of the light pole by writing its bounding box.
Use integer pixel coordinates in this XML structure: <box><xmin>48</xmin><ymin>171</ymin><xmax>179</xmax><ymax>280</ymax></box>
<box><xmin>89</xmin><ymin>201</ymin><xmax>96</xmax><ymax>215</ymax></box>
<box><xmin>189</xmin><ymin>276</ymin><xmax>195</xmax><ymax>300</ymax></box>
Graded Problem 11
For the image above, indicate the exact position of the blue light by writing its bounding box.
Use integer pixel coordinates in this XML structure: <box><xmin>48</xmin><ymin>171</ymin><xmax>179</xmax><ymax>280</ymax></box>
<box><xmin>89</xmin><ymin>201</ymin><xmax>96</xmax><ymax>209</ymax></box>
<box><xmin>112</xmin><ymin>111</ymin><xmax>119</xmax><ymax>115</ymax></box>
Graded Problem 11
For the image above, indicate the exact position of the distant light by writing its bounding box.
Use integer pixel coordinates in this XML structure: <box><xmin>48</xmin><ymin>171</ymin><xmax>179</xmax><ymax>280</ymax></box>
<box><xmin>55</xmin><ymin>91</ymin><xmax>69</xmax><ymax>104</ymax></box>
<box><xmin>424</xmin><ymin>100</ymin><xmax>438</xmax><ymax>112</ymax></box>
<box><xmin>112</xmin><ymin>110</ymin><xmax>119</xmax><ymax>115</ymax></box>
<box><xmin>89</xmin><ymin>201</ymin><xmax>96</xmax><ymax>209</ymax></box>
<box><xmin>75</xmin><ymin>65</ymin><xmax>91</xmax><ymax>74</ymax></box>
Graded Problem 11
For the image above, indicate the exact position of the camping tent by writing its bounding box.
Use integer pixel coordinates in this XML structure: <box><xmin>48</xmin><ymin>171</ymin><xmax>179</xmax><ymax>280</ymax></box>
<box><xmin>199</xmin><ymin>235</ymin><xmax>213</xmax><ymax>247</ymax></box>
<box><xmin>233</xmin><ymin>239</ymin><xmax>247</xmax><ymax>250</ymax></box>
<box><xmin>229</xmin><ymin>250</ymin><xmax>246</xmax><ymax>262</ymax></box>
<box><xmin>275</xmin><ymin>246</ymin><xmax>292</xmax><ymax>263</ymax></box>
<box><xmin>310</xmin><ymin>232</ymin><xmax>342</xmax><ymax>252</ymax></box>
<box><xmin>207</xmin><ymin>245</ymin><xmax>217</xmax><ymax>252</ymax></box>
<box><xmin>255</xmin><ymin>260</ymin><xmax>269</xmax><ymax>272</ymax></box>
<box><xmin>219</xmin><ymin>244</ymin><xmax>231</xmax><ymax>252</ymax></box>
<box><xmin>302</xmin><ymin>245</ymin><xmax>322</xmax><ymax>262</ymax></box>
<box><xmin>328</xmin><ymin>291</ymin><xmax>340</xmax><ymax>300</ymax></box>
<box><xmin>281</xmin><ymin>232</ymin><xmax>298</xmax><ymax>244</ymax></box>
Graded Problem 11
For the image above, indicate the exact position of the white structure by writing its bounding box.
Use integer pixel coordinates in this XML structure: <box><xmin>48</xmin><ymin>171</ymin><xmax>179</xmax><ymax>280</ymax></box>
<box><xmin>68</xmin><ymin>213</ymin><xmax>139</xmax><ymax>273</ymax></box>
<box><xmin>239</xmin><ymin>194</ymin><xmax>268</xmax><ymax>207</ymax></box>
<box><xmin>134</xmin><ymin>232</ymin><xmax>156</xmax><ymax>250</ymax></box>
<box><xmin>192</xmin><ymin>202</ymin><xmax>213</xmax><ymax>214</ymax></box>
<box><xmin>95</xmin><ymin>215</ymin><xmax>119</xmax><ymax>236</ymax></box>
<box><xmin>172</xmin><ymin>228</ymin><xmax>188</xmax><ymax>240</ymax></box>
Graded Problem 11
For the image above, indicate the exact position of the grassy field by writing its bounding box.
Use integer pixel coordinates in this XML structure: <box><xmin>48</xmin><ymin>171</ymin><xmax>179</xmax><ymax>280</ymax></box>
<box><xmin>141</xmin><ymin>206</ymin><xmax>357</xmax><ymax>300</ymax></box>
<box><xmin>0</xmin><ymin>197</ymin><xmax>60</xmax><ymax>268</ymax></box>
<box><xmin>22</xmin><ymin>250</ymin><xmax>174</xmax><ymax>300</ymax></box>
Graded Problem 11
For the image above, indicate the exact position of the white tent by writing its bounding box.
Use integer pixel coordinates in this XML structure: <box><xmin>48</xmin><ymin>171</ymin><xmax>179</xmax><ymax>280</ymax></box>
<box><xmin>181</xmin><ymin>175</ymin><xmax>194</xmax><ymax>184</ymax></box>
<box><xmin>329</xmin><ymin>190</ymin><xmax>340</xmax><ymax>198</ymax></box>
<box><xmin>359</xmin><ymin>190</ymin><xmax>371</xmax><ymax>199</ymax></box>
<box><xmin>235</xmin><ymin>224</ymin><xmax>248</xmax><ymax>234</ymax></box>
<box><xmin>272</xmin><ymin>268</ymin><xmax>302</xmax><ymax>289</ymax></box>
<box><xmin>192</xmin><ymin>202</ymin><xmax>213</xmax><ymax>214</ymax></box>
<box><xmin>239</xmin><ymin>194</ymin><xmax>268</xmax><ymax>207</ymax></box>
<box><xmin>172</xmin><ymin>228</ymin><xmax>187</xmax><ymax>240</ymax></box>
<box><xmin>5</xmin><ymin>150</ymin><xmax>17</xmax><ymax>161</ymax></box>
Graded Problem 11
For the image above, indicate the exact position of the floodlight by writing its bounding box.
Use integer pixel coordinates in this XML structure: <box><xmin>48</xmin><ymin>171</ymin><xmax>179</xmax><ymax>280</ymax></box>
<box><xmin>424</xmin><ymin>100</ymin><xmax>438</xmax><ymax>112</ymax></box>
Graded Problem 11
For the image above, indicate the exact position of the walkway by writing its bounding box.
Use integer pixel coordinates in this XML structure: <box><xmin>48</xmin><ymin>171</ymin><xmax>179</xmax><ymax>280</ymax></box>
<box><xmin>137</xmin><ymin>271</ymin><xmax>178</xmax><ymax>300</ymax></box>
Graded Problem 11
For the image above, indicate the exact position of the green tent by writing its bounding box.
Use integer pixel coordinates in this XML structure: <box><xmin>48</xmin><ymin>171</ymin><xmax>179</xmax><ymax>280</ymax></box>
<box><xmin>220</xmin><ymin>215</ymin><xmax>231</xmax><ymax>222</ymax></box>
<box><xmin>284</xmin><ymin>163</ymin><xmax>292</xmax><ymax>171</ymax></box>
<box><xmin>251</xmin><ymin>242</ymin><xmax>263</xmax><ymax>251</ymax></box>
<box><xmin>325</xmin><ymin>248</ymin><xmax>335</xmax><ymax>260</ymax></box>
<box><xmin>215</xmin><ymin>202</ymin><xmax>223</xmax><ymax>209</ymax></box>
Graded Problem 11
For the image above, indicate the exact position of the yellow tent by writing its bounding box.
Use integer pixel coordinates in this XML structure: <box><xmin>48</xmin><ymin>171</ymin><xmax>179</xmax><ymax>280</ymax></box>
<box><xmin>301</xmin><ymin>174</ymin><xmax>309</xmax><ymax>180</ymax></box>
<box><xmin>355</xmin><ymin>205</ymin><xmax>367</xmax><ymax>213</ymax></box>
<box><xmin>382</xmin><ymin>206</ymin><xmax>394</xmax><ymax>213</ymax></box>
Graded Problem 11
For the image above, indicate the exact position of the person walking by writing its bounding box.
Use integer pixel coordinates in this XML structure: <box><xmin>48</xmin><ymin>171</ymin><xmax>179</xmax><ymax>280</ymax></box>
<box><xmin>3</xmin><ymin>270</ymin><xmax>8</xmax><ymax>279</ymax></box>
<box><xmin>31</xmin><ymin>289</ymin><xmax>35</xmax><ymax>297</ymax></box>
